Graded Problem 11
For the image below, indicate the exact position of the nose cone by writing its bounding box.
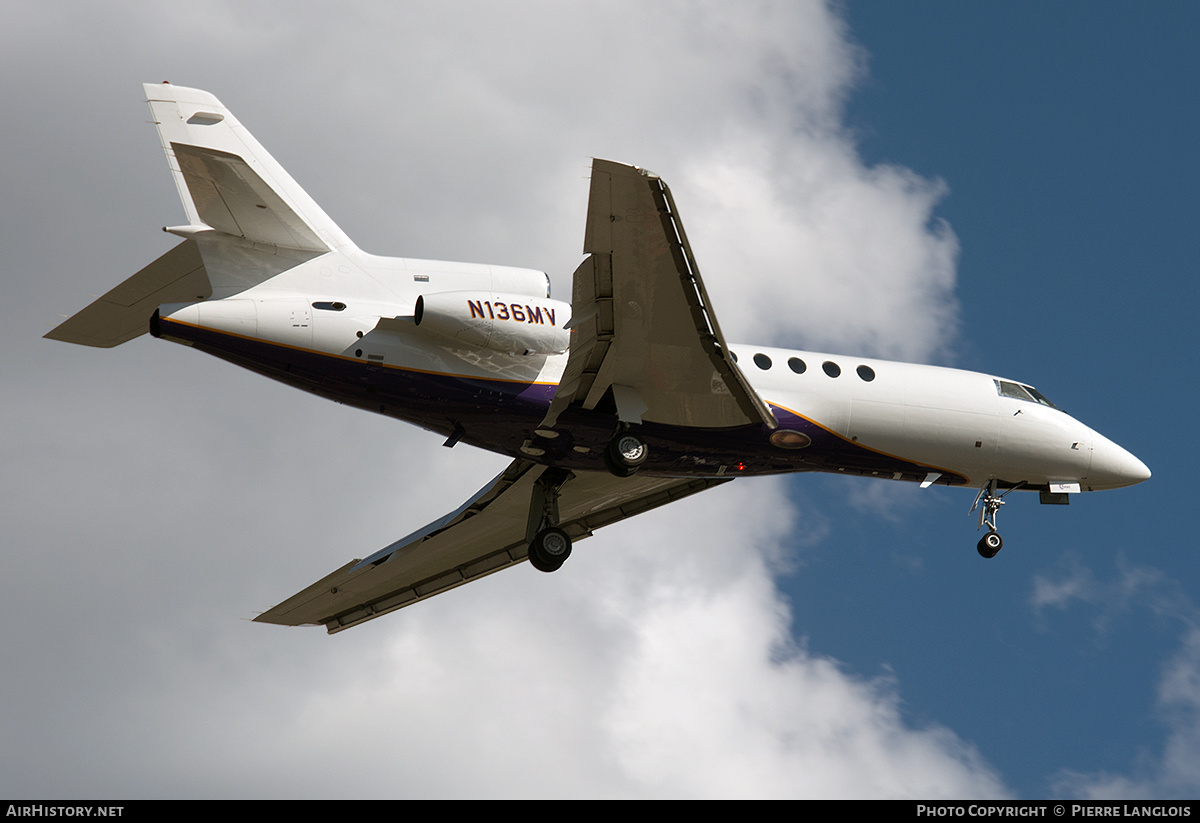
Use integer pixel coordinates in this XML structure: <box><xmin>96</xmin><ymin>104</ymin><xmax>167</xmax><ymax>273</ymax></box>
<box><xmin>1089</xmin><ymin>433</ymin><xmax>1151</xmax><ymax>490</ymax></box>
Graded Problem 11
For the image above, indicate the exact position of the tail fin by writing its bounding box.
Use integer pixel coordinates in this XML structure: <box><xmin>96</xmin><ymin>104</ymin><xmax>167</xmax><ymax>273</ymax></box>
<box><xmin>46</xmin><ymin>84</ymin><xmax>353</xmax><ymax>348</ymax></box>
<box><xmin>144</xmin><ymin>82</ymin><xmax>353</xmax><ymax>252</ymax></box>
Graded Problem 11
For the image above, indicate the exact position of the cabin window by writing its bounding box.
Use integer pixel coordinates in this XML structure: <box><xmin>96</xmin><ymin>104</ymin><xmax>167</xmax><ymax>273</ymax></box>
<box><xmin>856</xmin><ymin>364</ymin><xmax>876</xmax><ymax>382</ymax></box>
<box><xmin>822</xmin><ymin>361</ymin><xmax>841</xmax><ymax>378</ymax></box>
<box><xmin>754</xmin><ymin>353</ymin><xmax>772</xmax><ymax>370</ymax></box>
<box><xmin>788</xmin><ymin>357</ymin><xmax>807</xmax><ymax>374</ymax></box>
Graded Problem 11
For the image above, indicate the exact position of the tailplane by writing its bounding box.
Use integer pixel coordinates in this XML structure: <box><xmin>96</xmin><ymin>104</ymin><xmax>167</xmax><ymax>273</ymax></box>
<box><xmin>45</xmin><ymin>239</ymin><xmax>211</xmax><ymax>348</ymax></box>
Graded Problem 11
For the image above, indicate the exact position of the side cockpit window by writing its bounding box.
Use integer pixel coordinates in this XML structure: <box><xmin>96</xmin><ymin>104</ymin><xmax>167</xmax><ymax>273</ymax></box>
<box><xmin>995</xmin><ymin>379</ymin><xmax>1057</xmax><ymax>409</ymax></box>
<box><xmin>1024</xmin><ymin>385</ymin><xmax>1058</xmax><ymax>409</ymax></box>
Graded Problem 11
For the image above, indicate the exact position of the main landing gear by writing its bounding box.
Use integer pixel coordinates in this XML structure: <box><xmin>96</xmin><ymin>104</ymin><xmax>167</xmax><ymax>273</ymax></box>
<box><xmin>525</xmin><ymin>424</ymin><xmax>649</xmax><ymax>571</ymax></box>
<box><xmin>528</xmin><ymin>526</ymin><xmax>572</xmax><ymax>572</ymax></box>
<box><xmin>526</xmin><ymin>468</ymin><xmax>573</xmax><ymax>572</ymax></box>
<box><xmin>970</xmin><ymin>479</ymin><xmax>1021</xmax><ymax>558</ymax></box>
<box><xmin>603</xmin><ymin>428</ymin><xmax>648</xmax><ymax>478</ymax></box>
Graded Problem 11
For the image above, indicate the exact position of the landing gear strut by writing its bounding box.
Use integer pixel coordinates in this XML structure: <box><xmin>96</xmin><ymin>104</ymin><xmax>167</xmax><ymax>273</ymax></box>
<box><xmin>527</xmin><ymin>468</ymin><xmax>573</xmax><ymax>572</ymax></box>
<box><xmin>970</xmin><ymin>479</ymin><xmax>1021</xmax><ymax>558</ymax></box>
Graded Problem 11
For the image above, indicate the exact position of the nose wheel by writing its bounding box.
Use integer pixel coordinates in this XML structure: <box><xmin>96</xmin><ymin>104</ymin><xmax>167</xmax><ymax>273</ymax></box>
<box><xmin>977</xmin><ymin>530</ymin><xmax>1003</xmax><ymax>559</ymax></box>
<box><xmin>970</xmin><ymin>479</ymin><xmax>1020</xmax><ymax>559</ymax></box>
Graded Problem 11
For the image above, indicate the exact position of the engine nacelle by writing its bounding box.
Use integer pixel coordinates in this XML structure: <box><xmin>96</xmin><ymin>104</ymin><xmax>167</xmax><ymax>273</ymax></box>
<box><xmin>414</xmin><ymin>291</ymin><xmax>571</xmax><ymax>355</ymax></box>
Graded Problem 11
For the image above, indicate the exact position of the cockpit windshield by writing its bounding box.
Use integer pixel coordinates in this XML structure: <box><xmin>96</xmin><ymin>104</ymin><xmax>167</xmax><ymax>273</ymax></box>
<box><xmin>995</xmin><ymin>379</ymin><xmax>1058</xmax><ymax>410</ymax></box>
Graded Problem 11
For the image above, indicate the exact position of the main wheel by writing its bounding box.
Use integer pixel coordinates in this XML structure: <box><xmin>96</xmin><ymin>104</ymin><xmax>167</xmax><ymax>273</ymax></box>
<box><xmin>977</xmin><ymin>531</ymin><xmax>1003</xmax><ymax>559</ymax></box>
<box><xmin>528</xmin><ymin>526</ymin><xmax>572</xmax><ymax>572</ymax></box>
<box><xmin>604</xmin><ymin>432</ymin><xmax>648</xmax><ymax>477</ymax></box>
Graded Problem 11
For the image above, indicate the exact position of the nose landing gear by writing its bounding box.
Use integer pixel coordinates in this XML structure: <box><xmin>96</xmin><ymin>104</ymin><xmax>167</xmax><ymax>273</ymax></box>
<box><xmin>970</xmin><ymin>479</ymin><xmax>1021</xmax><ymax>558</ymax></box>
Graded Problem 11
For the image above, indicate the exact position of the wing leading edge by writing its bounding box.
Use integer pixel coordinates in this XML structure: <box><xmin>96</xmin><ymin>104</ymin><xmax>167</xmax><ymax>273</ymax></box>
<box><xmin>255</xmin><ymin>459</ymin><xmax>729</xmax><ymax>633</ymax></box>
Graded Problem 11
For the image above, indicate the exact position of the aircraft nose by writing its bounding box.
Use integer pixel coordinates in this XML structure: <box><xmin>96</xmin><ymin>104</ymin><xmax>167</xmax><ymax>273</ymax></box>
<box><xmin>1089</xmin><ymin>433</ymin><xmax>1151</xmax><ymax>489</ymax></box>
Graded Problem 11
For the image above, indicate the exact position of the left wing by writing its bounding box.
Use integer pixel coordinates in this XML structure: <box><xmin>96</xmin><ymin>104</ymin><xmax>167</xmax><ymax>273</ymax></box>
<box><xmin>255</xmin><ymin>459</ymin><xmax>728</xmax><ymax>633</ymax></box>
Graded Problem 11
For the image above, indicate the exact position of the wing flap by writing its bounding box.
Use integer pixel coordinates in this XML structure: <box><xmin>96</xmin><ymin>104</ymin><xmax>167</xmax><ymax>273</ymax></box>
<box><xmin>255</xmin><ymin>459</ymin><xmax>728</xmax><ymax>633</ymax></box>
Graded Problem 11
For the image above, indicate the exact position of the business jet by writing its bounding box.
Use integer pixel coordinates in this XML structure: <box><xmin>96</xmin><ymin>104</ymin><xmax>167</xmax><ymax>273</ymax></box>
<box><xmin>45</xmin><ymin>84</ymin><xmax>1150</xmax><ymax>633</ymax></box>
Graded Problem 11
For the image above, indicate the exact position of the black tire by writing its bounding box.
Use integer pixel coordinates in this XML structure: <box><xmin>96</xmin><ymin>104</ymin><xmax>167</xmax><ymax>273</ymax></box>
<box><xmin>977</xmin><ymin>531</ymin><xmax>1003</xmax><ymax>559</ymax></box>
<box><xmin>528</xmin><ymin>526</ymin><xmax>572</xmax><ymax>572</ymax></box>
<box><xmin>604</xmin><ymin>432</ymin><xmax>648</xmax><ymax>477</ymax></box>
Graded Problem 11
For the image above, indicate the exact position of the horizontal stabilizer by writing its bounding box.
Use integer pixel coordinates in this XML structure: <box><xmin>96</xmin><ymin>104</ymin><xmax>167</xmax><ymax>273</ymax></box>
<box><xmin>44</xmin><ymin>240</ymin><xmax>211</xmax><ymax>347</ymax></box>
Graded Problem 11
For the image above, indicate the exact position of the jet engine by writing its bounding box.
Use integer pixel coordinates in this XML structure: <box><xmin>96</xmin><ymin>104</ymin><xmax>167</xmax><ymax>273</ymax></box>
<box><xmin>414</xmin><ymin>291</ymin><xmax>570</xmax><ymax>355</ymax></box>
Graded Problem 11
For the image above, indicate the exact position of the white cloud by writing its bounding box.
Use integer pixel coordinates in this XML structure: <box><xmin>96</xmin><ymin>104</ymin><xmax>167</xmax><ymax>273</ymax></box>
<box><xmin>593</xmin><ymin>489</ymin><xmax>1006</xmax><ymax>798</ymax></box>
<box><xmin>106</xmin><ymin>480</ymin><xmax>1004</xmax><ymax>798</ymax></box>
<box><xmin>680</xmin><ymin>139</ymin><xmax>959</xmax><ymax>361</ymax></box>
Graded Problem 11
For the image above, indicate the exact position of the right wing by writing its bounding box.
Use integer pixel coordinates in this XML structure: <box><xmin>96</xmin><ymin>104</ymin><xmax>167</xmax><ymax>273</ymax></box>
<box><xmin>542</xmin><ymin>159</ymin><xmax>776</xmax><ymax>430</ymax></box>
<box><xmin>255</xmin><ymin>458</ymin><xmax>729</xmax><ymax>633</ymax></box>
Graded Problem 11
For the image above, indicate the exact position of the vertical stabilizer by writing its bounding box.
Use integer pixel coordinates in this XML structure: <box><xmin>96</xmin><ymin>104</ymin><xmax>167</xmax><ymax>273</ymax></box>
<box><xmin>144</xmin><ymin>83</ymin><xmax>354</xmax><ymax>252</ymax></box>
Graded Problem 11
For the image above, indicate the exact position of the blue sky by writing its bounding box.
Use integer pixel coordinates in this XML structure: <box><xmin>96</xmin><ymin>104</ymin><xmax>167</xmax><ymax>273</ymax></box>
<box><xmin>786</xmin><ymin>2</ymin><xmax>1198</xmax><ymax>795</ymax></box>
<box><xmin>3</xmin><ymin>1</ymin><xmax>1195</xmax><ymax>799</ymax></box>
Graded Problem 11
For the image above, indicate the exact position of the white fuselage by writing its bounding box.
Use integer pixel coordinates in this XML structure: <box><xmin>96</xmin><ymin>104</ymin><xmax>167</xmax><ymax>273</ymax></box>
<box><xmin>728</xmin><ymin>344</ymin><xmax>1143</xmax><ymax>491</ymax></box>
<box><xmin>157</xmin><ymin>244</ymin><xmax>1149</xmax><ymax>494</ymax></box>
